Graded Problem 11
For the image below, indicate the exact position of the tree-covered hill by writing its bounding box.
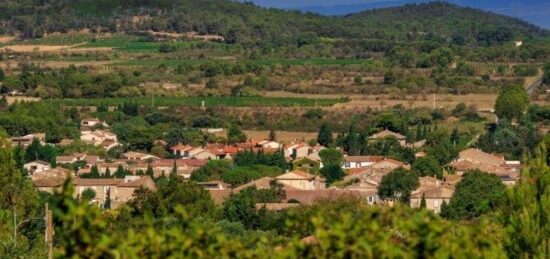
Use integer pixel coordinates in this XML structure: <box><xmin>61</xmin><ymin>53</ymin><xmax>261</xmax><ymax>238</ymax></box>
<box><xmin>0</xmin><ymin>0</ymin><xmax>547</xmax><ymax>47</ymax></box>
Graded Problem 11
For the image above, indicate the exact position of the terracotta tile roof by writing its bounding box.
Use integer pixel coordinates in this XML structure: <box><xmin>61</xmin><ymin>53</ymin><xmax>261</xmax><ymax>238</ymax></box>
<box><xmin>457</xmin><ymin>148</ymin><xmax>505</xmax><ymax>166</ymax></box>
<box><xmin>234</xmin><ymin>177</ymin><xmax>275</xmax><ymax>191</ymax></box>
<box><xmin>33</xmin><ymin>177</ymin><xmax>64</xmax><ymax>188</ymax></box>
<box><xmin>209</xmin><ymin>190</ymin><xmax>233</xmax><ymax>205</ymax></box>
<box><xmin>344</xmin><ymin>155</ymin><xmax>384</xmax><ymax>163</ymax></box>
<box><xmin>411</xmin><ymin>185</ymin><xmax>455</xmax><ymax>199</ymax></box>
<box><xmin>73</xmin><ymin>179</ymin><xmax>124</xmax><ymax>186</ymax></box>
<box><xmin>56</xmin><ymin>156</ymin><xmax>75</xmax><ymax>162</ymax></box>
<box><xmin>368</xmin><ymin>130</ymin><xmax>405</xmax><ymax>140</ymax></box>
<box><xmin>117</xmin><ymin>176</ymin><xmax>156</xmax><ymax>190</ymax></box>
<box><xmin>150</xmin><ymin>159</ymin><xmax>207</xmax><ymax>167</ymax></box>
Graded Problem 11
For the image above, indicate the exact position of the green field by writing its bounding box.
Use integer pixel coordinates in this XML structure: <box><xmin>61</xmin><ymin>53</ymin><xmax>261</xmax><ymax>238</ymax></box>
<box><xmin>116</xmin><ymin>58</ymin><xmax>370</xmax><ymax>68</ymax></box>
<box><xmin>53</xmin><ymin>96</ymin><xmax>349</xmax><ymax>107</ymax></box>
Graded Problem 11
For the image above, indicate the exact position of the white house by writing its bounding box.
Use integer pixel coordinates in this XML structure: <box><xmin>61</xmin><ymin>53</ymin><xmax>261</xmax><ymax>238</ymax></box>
<box><xmin>275</xmin><ymin>170</ymin><xmax>326</xmax><ymax>190</ymax></box>
<box><xmin>343</xmin><ymin>156</ymin><xmax>385</xmax><ymax>169</ymax></box>
<box><xmin>81</xmin><ymin>130</ymin><xmax>119</xmax><ymax>149</ymax></box>
<box><xmin>24</xmin><ymin>161</ymin><xmax>51</xmax><ymax>174</ymax></box>
<box><xmin>258</xmin><ymin>140</ymin><xmax>282</xmax><ymax>149</ymax></box>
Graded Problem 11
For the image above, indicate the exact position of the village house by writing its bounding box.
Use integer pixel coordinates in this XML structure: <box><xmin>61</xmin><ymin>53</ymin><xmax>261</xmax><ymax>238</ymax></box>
<box><xmin>23</xmin><ymin>160</ymin><xmax>50</xmax><ymax>174</ymax></box>
<box><xmin>30</xmin><ymin>167</ymin><xmax>72</xmax><ymax>182</ymax></box>
<box><xmin>410</xmin><ymin>185</ymin><xmax>455</xmax><ymax>213</ymax></box>
<box><xmin>33</xmin><ymin>175</ymin><xmax>156</xmax><ymax>209</ymax></box>
<box><xmin>275</xmin><ymin>170</ymin><xmax>326</xmax><ymax>190</ymax></box>
<box><xmin>447</xmin><ymin>148</ymin><xmax>520</xmax><ymax>185</ymax></box>
<box><xmin>198</xmin><ymin>181</ymin><xmax>231</xmax><ymax>190</ymax></box>
<box><xmin>368</xmin><ymin>129</ymin><xmax>406</xmax><ymax>146</ymax></box>
<box><xmin>80</xmin><ymin>130</ymin><xmax>119</xmax><ymax>150</ymax></box>
<box><xmin>73</xmin><ymin>176</ymin><xmax>156</xmax><ymax>208</ymax></box>
<box><xmin>371</xmin><ymin>158</ymin><xmax>408</xmax><ymax>170</ymax></box>
<box><xmin>170</xmin><ymin>144</ymin><xmax>206</xmax><ymax>159</ymax></box>
<box><xmin>9</xmin><ymin>133</ymin><xmax>46</xmax><ymax>147</ymax></box>
<box><xmin>258</xmin><ymin>140</ymin><xmax>282</xmax><ymax>149</ymax></box>
<box><xmin>342</xmin><ymin>156</ymin><xmax>385</xmax><ymax>169</ymax></box>
<box><xmin>81</xmin><ymin>118</ymin><xmax>109</xmax><ymax>131</ymax></box>
<box><xmin>285</xmin><ymin>143</ymin><xmax>310</xmax><ymax>159</ymax></box>
<box><xmin>128</xmin><ymin>159</ymin><xmax>207</xmax><ymax>178</ymax></box>
<box><xmin>122</xmin><ymin>151</ymin><xmax>159</xmax><ymax>161</ymax></box>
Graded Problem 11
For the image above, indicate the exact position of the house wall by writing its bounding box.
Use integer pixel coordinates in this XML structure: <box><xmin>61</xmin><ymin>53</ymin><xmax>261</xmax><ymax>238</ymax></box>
<box><xmin>276</xmin><ymin>179</ymin><xmax>325</xmax><ymax>190</ymax></box>
<box><xmin>410</xmin><ymin>197</ymin><xmax>450</xmax><ymax>213</ymax></box>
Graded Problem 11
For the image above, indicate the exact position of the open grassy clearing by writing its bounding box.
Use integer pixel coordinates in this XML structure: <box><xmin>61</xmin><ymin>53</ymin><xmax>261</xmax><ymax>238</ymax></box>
<box><xmin>52</xmin><ymin>96</ymin><xmax>348</xmax><ymax>107</ymax></box>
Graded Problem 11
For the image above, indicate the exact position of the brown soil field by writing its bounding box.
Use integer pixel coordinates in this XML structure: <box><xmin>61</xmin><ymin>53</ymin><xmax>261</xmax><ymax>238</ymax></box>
<box><xmin>215</xmin><ymin>130</ymin><xmax>319</xmax><ymax>143</ymax></box>
<box><xmin>263</xmin><ymin>91</ymin><xmax>501</xmax><ymax>110</ymax></box>
<box><xmin>0</xmin><ymin>36</ymin><xmax>15</xmax><ymax>44</ymax></box>
<box><xmin>0</xmin><ymin>60</ymin><xmax>116</xmax><ymax>69</ymax></box>
<box><xmin>0</xmin><ymin>45</ymin><xmax>112</xmax><ymax>53</ymax></box>
<box><xmin>6</xmin><ymin>96</ymin><xmax>41</xmax><ymax>105</ymax></box>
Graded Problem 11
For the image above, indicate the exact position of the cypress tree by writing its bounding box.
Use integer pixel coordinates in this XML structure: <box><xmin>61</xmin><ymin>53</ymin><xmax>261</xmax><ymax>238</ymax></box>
<box><xmin>420</xmin><ymin>193</ymin><xmax>427</xmax><ymax>209</ymax></box>
<box><xmin>317</xmin><ymin>123</ymin><xmax>333</xmax><ymax>147</ymax></box>
<box><xmin>146</xmin><ymin>163</ymin><xmax>154</xmax><ymax>178</ymax></box>
<box><xmin>104</xmin><ymin>167</ymin><xmax>111</xmax><ymax>178</ymax></box>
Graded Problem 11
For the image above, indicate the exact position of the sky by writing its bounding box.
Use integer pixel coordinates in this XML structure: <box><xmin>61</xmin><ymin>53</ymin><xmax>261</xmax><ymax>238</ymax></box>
<box><xmin>246</xmin><ymin>0</ymin><xmax>550</xmax><ymax>29</ymax></box>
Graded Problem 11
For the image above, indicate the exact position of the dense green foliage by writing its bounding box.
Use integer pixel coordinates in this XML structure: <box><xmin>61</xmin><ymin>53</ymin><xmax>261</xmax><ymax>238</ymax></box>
<box><xmin>377</xmin><ymin>168</ymin><xmax>420</xmax><ymax>202</ymax></box>
<box><xmin>441</xmin><ymin>170</ymin><xmax>507</xmax><ymax>220</ymax></box>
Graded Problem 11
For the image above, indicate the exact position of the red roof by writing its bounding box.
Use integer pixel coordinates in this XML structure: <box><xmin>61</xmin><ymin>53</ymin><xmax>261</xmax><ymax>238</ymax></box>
<box><xmin>151</xmin><ymin>159</ymin><xmax>207</xmax><ymax>167</ymax></box>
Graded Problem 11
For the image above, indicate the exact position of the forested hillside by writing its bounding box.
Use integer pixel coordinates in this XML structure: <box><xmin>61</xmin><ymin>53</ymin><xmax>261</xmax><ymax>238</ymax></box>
<box><xmin>0</xmin><ymin>0</ymin><xmax>547</xmax><ymax>47</ymax></box>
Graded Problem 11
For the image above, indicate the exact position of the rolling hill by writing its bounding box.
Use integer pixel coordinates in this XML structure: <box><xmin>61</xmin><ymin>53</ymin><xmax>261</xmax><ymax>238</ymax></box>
<box><xmin>0</xmin><ymin>0</ymin><xmax>547</xmax><ymax>47</ymax></box>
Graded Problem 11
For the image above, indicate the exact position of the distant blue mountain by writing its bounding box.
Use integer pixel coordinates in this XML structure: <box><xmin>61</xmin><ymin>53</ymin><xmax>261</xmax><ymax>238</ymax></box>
<box><xmin>294</xmin><ymin>0</ymin><xmax>550</xmax><ymax>29</ymax></box>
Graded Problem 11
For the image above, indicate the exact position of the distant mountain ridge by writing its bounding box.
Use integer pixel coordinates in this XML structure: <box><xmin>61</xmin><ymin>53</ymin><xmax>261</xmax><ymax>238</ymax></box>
<box><xmin>0</xmin><ymin>0</ymin><xmax>546</xmax><ymax>44</ymax></box>
<box><xmin>293</xmin><ymin>0</ymin><xmax>550</xmax><ymax>29</ymax></box>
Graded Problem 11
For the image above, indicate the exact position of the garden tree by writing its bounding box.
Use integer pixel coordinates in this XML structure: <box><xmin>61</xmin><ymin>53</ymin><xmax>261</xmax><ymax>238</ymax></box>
<box><xmin>0</xmin><ymin>139</ymin><xmax>40</xmax><ymax>220</ymax></box>
<box><xmin>377</xmin><ymin>168</ymin><xmax>420</xmax><ymax>202</ymax></box>
<box><xmin>317</xmin><ymin>123</ymin><xmax>333</xmax><ymax>147</ymax></box>
<box><xmin>190</xmin><ymin>160</ymin><xmax>232</xmax><ymax>182</ymax></box>
<box><xmin>0</xmin><ymin>68</ymin><xmax>4</xmax><ymax>81</ymax></box>
<box><xmin>48</xmin><ymin>179</ymin><xmax>108</xmax><ymax>258</ymax></box>
<box><xmin>282</xmin><ymin>203</ymin><xmax>506</xmax><ymax>258</ymax></box>
<box><xmin>375</xmin><ymin>112</ymin><xmax>400</xmax><ymax>132</ymax></box>
<box><xmin>222</xmin><ymin>165</ymin><xmax>282</xmax><ymax>186</ymax></box>
<box><xmin>500</xmin><ymin>144</ymin><xmax>550</xmax><ymax>258</ymax></box>
<box><xmin>227</xmin><ymin>123</ymin><xmax>247</xmax><ymax>144</ymax></box>
<box><xmin>150</xmin><ymin>145</ymin><xmax>168</xmax><ymax>158</ymax></box>
<box><xmin>363</xmin><ymin>137</ymin><xmax>415</xmax><ymax>164</ymax></box>
<box><xmin>127</xmin><ymin>179</ymin><xmax>217</xmax><ymax>219</ymax></box>
<box><xmin>170</xmin><ymin>160</ymin><xmax>178</xmax><ymax>179</ymax></box>
<box><xmin>319</xmin><ymin>164</ymin><xmax>346</xmax><ymax>185</ymax></box>
<box><xmin>233</xmin><ymin>149</ymin><xmax>289</xmax><ymax>170</ymax></box>
<box><xmin>104</xmin><ymin>167</ymin><xmax>111</xmax><ymax>178</ymax></box>
<box><xmin>441</xmin><ymin>170</ymin><xmax>506</xmax><ymax>220</ymax></box>
<box><xmin>114</xmin><ymin>165</ymin><xmax>127</xmax><ymax>179</ymax></box>
<box><xmin>428</xmin><ymin>140</ymin><xmax>458</xmax><ymax>165</ymax></box>
<box><xmin>420</xmin><ymin>193</ymin><xmax>427</xmax><ymax>209</ymax></box>
<box><xmin>81</xmin><ymin>188</ymin><xmax>96</xmax><ymax>201</ymax></box>
<box><xmin>104</xmin><ymin>189</ymin><xmax>111</xmax><ymax>209</ymax></box>
<box><xmin>85</xmin><ymin>165</ymin><xmax>101</xmax><ymax>179</ymax></box>
<box><xmin>146</xmin><ymin>163</ymin><xmax>154</xmax><ymax>178</ymax></box>
<box><xmin>494</xmin><ymin>84</ymin><xmax>529</xmax><ymax>122</ymax></box>
<box><xmin>411</xmin><ymin>156</ymin><xmax>443</xmax><ymax>179</ymax></box>
<box><xmin>344</xmin><ymin>123</ymin><xmax>361</xmax><ymax>156</ymax></box>
<box><xmin>318</xmin><ymin>148</ymin><xmax>343</xmax><ymax>167</ymax></box>
<box><xmin>222</xmin><ymin>186</ymin><xmax>282</xmax><ymax>229</ymax></box>
<box><xmin>450</xmin><ymin>127</ymin><xmax>460</xmax><ymax>145</ymax></box>
<box><xmin>268</xmin><ymin>129</ymin><xmax>276</xmax><ymax>141</ymax></box>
